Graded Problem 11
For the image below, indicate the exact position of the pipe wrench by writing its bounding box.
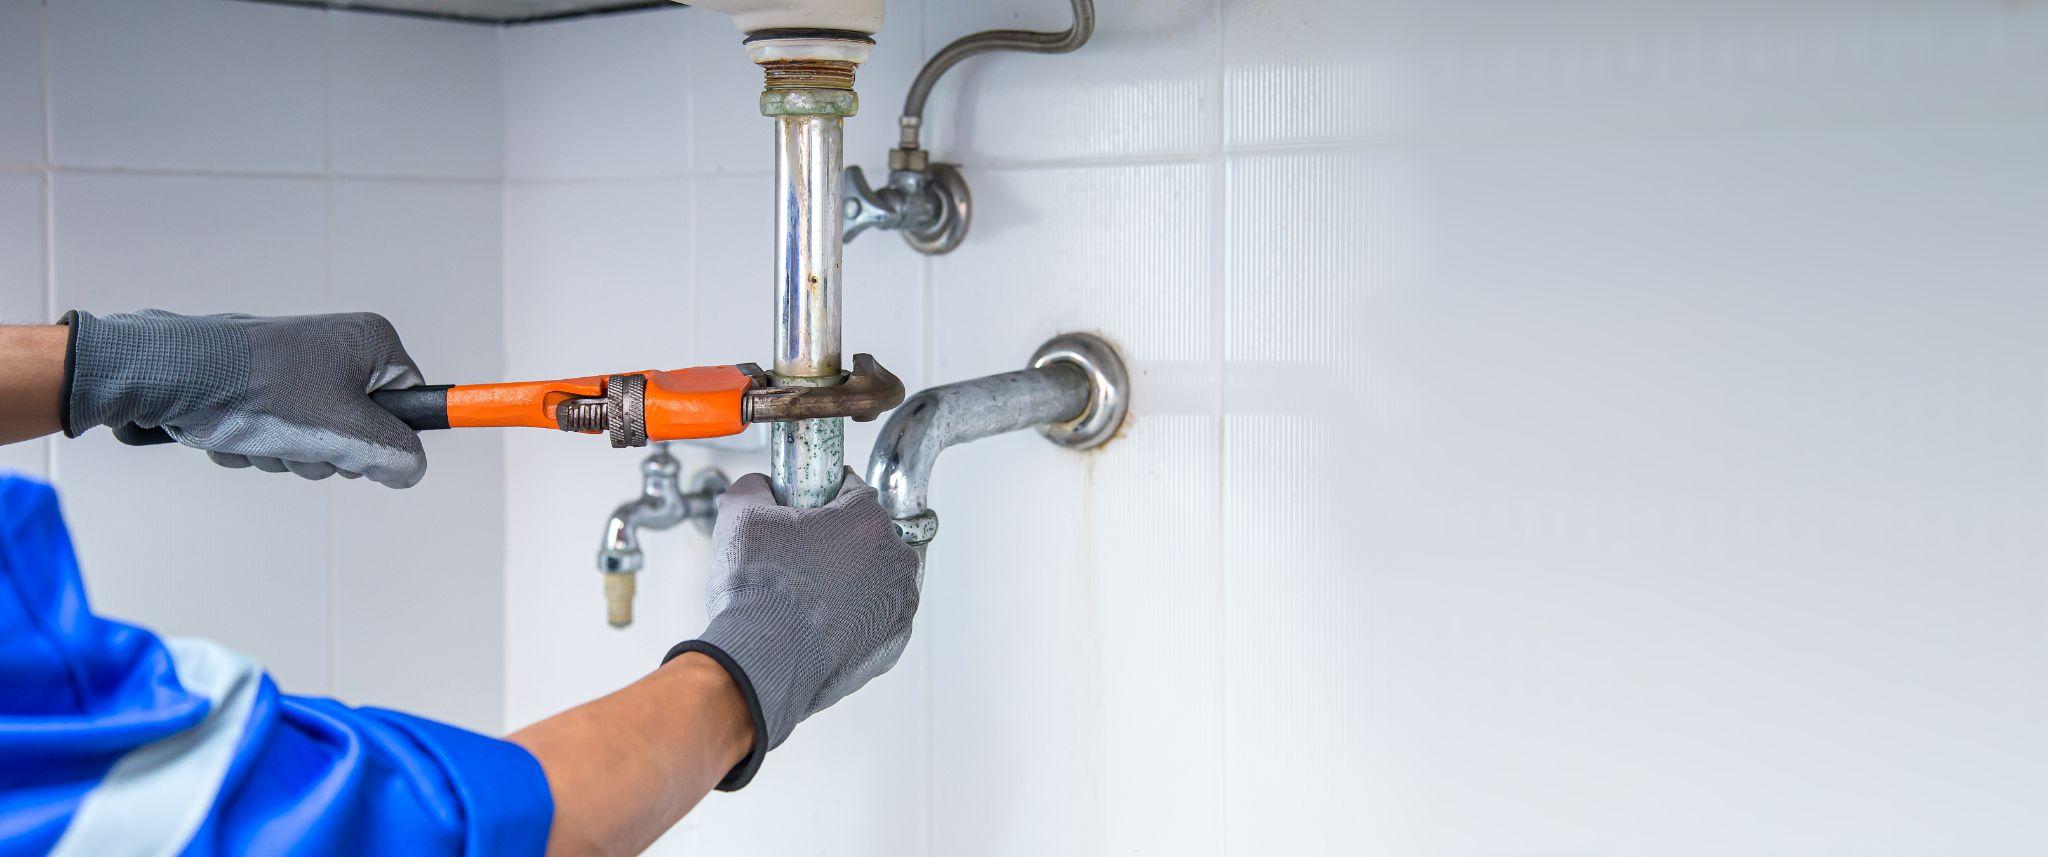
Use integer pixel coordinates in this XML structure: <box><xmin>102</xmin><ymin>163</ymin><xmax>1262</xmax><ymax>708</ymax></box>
<box><xmin>114</xmin><ymin>354</ymin><xmax>905</xmax><ymax>448</ymax></box>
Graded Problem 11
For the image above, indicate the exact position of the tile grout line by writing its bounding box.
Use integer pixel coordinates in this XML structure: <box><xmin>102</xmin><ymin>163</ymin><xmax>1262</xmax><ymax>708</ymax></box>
<box><xmin>321</xmin><ymin>7</ymin><xmax>341</xmax><ymax>697</ymax></box>
<box><xmin>29</xmin><ymin>147</ymin><xmax>1370</xmax><ymax>183</ymax></box>
<box><xmin>1210</xmin><ymin>0</ymin><xmax>1232</xmax><ymax>848</ymax></box>
<box><xmin>51</xmin><ymin>164</ymin><xmax>505</xmax><ymax>184</ymax></box>
<box><xmin>682</xmin><ymin>6</ymin><xmax>701</xmax><ymax>372</ymax></box>
<box><xmin>41</xmin><ymin>0</ymin><xmax>56</xmax><ymax>479</ymax></box>
<box><xmin>907</xmin><ymin>2</ymin><xmax>936</xmax><ymax>851</ymax></box>
<box><xmin>494</xmin><ymin>20</ymin><xmax>518</xmax><ymax>733</ymax></box>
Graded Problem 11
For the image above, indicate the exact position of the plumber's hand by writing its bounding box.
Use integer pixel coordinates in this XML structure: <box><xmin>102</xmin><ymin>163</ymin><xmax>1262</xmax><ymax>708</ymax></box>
<box><xmin>64</xmin><ymin>310</ymin><xmax>429</xmax><ymax>488</ymax></box>
<box><xmin>669</xmin><ymin>469</ymin><xmax>921</xmax><ymax>789</ymax></box>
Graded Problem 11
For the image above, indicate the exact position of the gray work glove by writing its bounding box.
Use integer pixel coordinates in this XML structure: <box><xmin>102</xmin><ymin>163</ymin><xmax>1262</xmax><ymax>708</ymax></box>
<box><xmin>665</xmin><ymin>469</ymin><xmax>921</xmax><ymax>790</ymax></box>
<box><xmin>63</xmin><ymin>309</ymin><xmax>429</xmax><ymax>488</ymax></box>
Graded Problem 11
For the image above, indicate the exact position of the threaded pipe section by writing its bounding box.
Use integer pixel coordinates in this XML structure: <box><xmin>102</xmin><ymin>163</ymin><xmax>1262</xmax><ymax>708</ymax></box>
<box><xmin>762</xmin><ymin>60</ymin><xmax>857</xmax><ymax>92</ymax></box>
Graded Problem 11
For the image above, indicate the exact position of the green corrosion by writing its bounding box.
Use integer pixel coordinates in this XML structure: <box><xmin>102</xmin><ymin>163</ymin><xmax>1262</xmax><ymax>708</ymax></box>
<box><xmin>760</xmin><ymin>89</ymin><xmax>860</xmax><ymax>117</ymax></box>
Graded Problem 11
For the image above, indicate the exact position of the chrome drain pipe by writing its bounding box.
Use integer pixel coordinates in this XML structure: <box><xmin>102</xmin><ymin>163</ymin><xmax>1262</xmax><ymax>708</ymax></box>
<box><xmin>748</xmin><ymin>33</ymin><xmax>871</xmax><ymax>508</ymax></box>
<box><xmin>867</xmin><ymin>333</ymin><xmax>1128</xmax><ymax>547</ymax></box>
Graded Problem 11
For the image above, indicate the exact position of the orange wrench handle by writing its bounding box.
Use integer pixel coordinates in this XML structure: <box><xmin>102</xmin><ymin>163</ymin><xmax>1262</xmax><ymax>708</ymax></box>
<box><xmin>445</xmin><ymin>375</ymin><xmax>607</xmax><ymax>429</ymax></box>
<box><xmin>440</xmin><ymin>365</ymin><xmax>754</xmax><ymax>440</ymax></box>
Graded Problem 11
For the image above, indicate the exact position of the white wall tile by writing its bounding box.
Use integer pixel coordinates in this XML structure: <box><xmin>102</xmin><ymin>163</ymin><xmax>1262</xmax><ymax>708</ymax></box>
<box><xmin>328</xmin><ymin>180</ymin><xmax>502</xmax><ymax>379</ymax></box>
<box><xmin>919</xmin><ymin>428</ymin><xmax>1088</xmax><ymax>853</ymax></box>
<box><xmin>927</xmin><ymin>413</ymin><xmax>1222</xmax><ymax>857</ymax></box>
<box><xmin>0</xmin><ymin>0</ymin><xmax>44</xmax><ymax>168</ymax></box>
<box><xmin>1219</xmin><ymin>123</ymin><xmax>2048</xmax><ymax>855</ymax></box>
<box><xmin>503</xmin><ymin>179</ymin><xmax>692</xmax><ymax>375</ymax></box>
<box><xmin>328</xmin><ymin>180</ymin><xmax>504</xmax><ymax>732</ymax></box>
<box><xmin>925</xmin><ymin>0</ymin><xmax>1219</xmax><ymax>163</ymax></box>
<box><xmin>51</xmin><ymin>172</ymin><xmax>328</xmax><ymax>315</ymax></box>
<box><xmin>57</xmin><ymin>433</ymin><xmax>335</xmax><ymax>693</ymax></box>
<box><xmin>685</xmin><ymin>174</ymin><xmax>764</xmax><ymax>364</ymax></box>
<box><xmin>1218</xmin><ymin>412</ymin><xmax>1376</xmax><ymax>855</ymax></box>
<box><xmin>1217</xmin><ymin>148</ymin><xmax>1381</xmax><ymax>852</ymax></box>
<box><xmin>1224</xmin><ymin>150</ymin><xmax>1378</xmax><ymax>365</ymax></box>
<box><xmin>329</xmin><ymin>13</ymin><xmax>504</xmax><ymax>179</ymax></box>
<box><xmin>502</xmin><ymin>8</ymin><xmax>693</xmax><ymax>180</ymax></box>
<box><xmin>1222</xmin><ymin>1</ymin><xmax>2048</xmax><ymax>149</ymax></box>
<box><xmin>50</xmin><ymin>170</ymin><xmax>332</xmax><ymax>690</ymax></box>
<box><xmin>0</xmin><ymin>173</ymin><xmax>43</xmax><ymax>322</ymax></box>
<box><xmin>0</xmin><ymin>437</ymin><xmax>50</xmax><ymax>482</ymax></box>
<box><xmin>47</xmin><ymin>0</ymin><xmax>325</xmax><ymax>172</ymax></box>
<box><xmin>921</xmin><ymin>155</ymin><xmax>1222</xmax><ymax>856</ymax></box>
<box><xmin>929</xmin><ymin>162</ymin><xmax>1215</xmax><ymax>374</ymax></box>
<box><xmin>0</xmin><ymin>173</ymin><xmax>47</xmax><ymax>478</ymax></box>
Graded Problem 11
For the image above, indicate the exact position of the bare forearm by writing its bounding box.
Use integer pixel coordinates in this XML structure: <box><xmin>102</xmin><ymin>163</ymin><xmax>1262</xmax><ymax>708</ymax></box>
<box><xmin>509</xmin><ymin>652</ymin><xmax>753</xmax><ymax>857</ymax></box>
<box><xmin>0</xmin><ymin>324</ymin><xmax>67</xmax><ymax>445</ymax></box>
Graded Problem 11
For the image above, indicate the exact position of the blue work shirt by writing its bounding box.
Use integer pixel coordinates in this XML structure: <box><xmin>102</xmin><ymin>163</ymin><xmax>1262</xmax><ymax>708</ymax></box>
<box><xmin>0</xmin><ymin>475</ymin><xmax>553</xmax><ymax>856</ymax></box>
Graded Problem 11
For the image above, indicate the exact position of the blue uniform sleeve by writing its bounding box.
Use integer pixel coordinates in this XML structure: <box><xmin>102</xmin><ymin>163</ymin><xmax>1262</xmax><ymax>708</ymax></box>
<box><xmin>0</xmin><ymin>474</ymin><xmax>553</xmax><ymax>857</ymax></box>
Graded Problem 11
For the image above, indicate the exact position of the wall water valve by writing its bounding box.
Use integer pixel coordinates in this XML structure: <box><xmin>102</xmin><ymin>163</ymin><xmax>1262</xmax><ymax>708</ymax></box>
<box><xmin>842</xmin><ymin>0</ymin><xmax>1094</xmax><ymax>255</ymax></box>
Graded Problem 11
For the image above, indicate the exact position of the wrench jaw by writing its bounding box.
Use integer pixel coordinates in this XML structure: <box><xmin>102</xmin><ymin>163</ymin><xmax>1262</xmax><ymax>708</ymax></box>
<box><xmin>742</xmin><ymin>353</ymin><xmax>905</xmax><ymax>423</ymax></box>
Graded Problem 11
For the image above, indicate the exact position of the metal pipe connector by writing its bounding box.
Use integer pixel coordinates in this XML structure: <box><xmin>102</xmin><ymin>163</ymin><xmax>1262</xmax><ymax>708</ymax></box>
<box><xmin>596</xmin><ymin>443</ymin><xmax>728</xmax><ymax>627</ymax></box>
<box><xmin>867</xmin><ymin>333</ymin><xmax>1128</xmax><ymax>545</ymax></box>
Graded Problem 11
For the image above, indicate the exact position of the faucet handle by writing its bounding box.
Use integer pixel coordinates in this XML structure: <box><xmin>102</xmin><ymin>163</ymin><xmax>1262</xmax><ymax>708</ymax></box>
<box><xmin>683</xmin><ymin>467</ymin><xmax>731</xmax><ymax>536</ymax></box>
<box><xmin>842</xmin><ymin>165</ymin><xmax>903</xmax><ymax>243</ymax></box>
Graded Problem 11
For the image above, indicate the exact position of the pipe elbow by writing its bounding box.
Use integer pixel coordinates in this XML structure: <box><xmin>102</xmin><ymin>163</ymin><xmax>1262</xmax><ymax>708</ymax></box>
<box><xmin>866</xmin><ymin>361</ymin><xmax>1096</xmax><ymax>533</ymax></box>
<box><xmin>864</xmin><ymin>334</ymin><xmax>1128</xmax><ymax>546</ymax></box>
<box><xmin>866</xmin><ymin>390</ymin><xmax>950</xmax><ymax>521</ymax></box>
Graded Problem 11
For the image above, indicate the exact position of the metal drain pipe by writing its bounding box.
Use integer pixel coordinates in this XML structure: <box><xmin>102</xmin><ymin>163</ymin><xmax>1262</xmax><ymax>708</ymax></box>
<box><xmin>868</xmin><ymin>333</ymin><xmax>1128</xmax><ymax>547</ymax></box>
<box><xmin>747</xmin><ymin>34</ymin><xmax>872</xmax><ymax>507</ymax></box>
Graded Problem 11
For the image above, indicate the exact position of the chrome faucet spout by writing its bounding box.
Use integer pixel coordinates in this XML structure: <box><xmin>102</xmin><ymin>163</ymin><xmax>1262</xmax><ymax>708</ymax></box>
<box><xmin>596</xmin><ymin>443</ymin><xmax>727</xmax><ymax>627</ymax></box>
